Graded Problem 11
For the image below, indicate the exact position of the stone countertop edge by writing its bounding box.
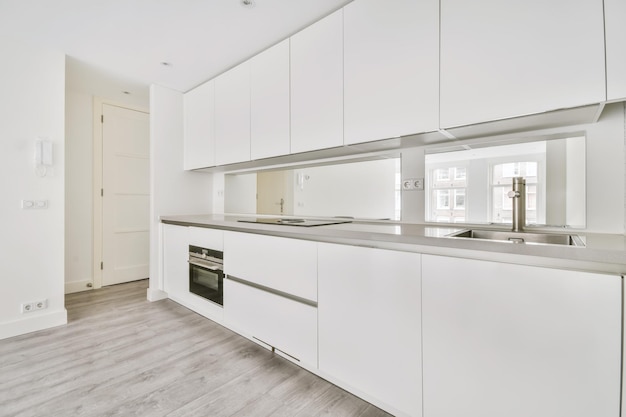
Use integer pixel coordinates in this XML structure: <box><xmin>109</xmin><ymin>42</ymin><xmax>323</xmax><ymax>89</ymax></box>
<box><xmin>161</xmin><ymin>214</ymin><xmax>626</xmax><ymax>275</ymax></box>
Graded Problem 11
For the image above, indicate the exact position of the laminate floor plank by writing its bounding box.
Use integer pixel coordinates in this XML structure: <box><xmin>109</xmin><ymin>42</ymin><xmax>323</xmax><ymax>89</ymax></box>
<box><xmin>0</xmin><ymin>280</ymin><xmax>393</xmax><ymax>417</ymax></box>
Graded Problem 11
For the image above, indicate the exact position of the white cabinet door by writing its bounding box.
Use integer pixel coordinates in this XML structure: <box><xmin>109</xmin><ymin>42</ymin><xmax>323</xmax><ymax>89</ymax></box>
<box><xmin>224</xmin><ymin>278</ymin><xmax>317</xmax><ymax>366</ymax></box>
<box><xmin>223</xmin><ymin>231</ymin><xmax>317</xmax><ymax>301</ymax></box>
<box><xmin>290</xmin><ymin>9</ymin><xmax>343</xmax><ymax>153</ymax></box>
<box><xmin>318</xmin><ymin>243</ymin><xmax>422</xmax><ymax>417</ymax></box>
<box><xmin>422</xmin><ymin>254</ymin><xmax>622</xmax><ymax>417</ymax></box>
<box><xmin>215</xmin><ymin>61</ymin><xmax>251</xmax><ymax>166</ymax></box>
<box><xmin>440</xmin><ymin>0</ymin><xmax>606</xmax><ymax>128</ymax></box>
<box><xmin>344</xmin><ymin>0</ymin><xmax>439</xmax><ymax>144</ymax></box>
<box><xmin>605</xmin><ymin>0</ymin><xmax>626</xmax><ymax>101</ymax></box>
<box><xmin>162</xmin><ymin>224</ymin><xmax>188</xmax><ymax>297</ymax></box>
<box><xmin>250</xmin><ymin>39</ymin><xmax>290</xmax><ymax>160</ymax></box>
<box><xmin>183</xmin><ymin>81</ymin><xmax>215</xmax><ymax>169</ymax></box>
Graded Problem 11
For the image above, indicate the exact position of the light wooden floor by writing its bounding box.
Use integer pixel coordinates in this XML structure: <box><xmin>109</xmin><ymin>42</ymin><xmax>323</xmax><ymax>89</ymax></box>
<box><xmin>0</xmin><ymin>280</ymin><xmax>392</xmax><ymax>417</ymax></box>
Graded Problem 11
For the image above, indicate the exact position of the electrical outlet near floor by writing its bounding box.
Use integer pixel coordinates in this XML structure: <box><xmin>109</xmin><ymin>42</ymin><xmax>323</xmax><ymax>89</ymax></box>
<box><xmin>21</xmin><ymin>299</ymin><xmax>48</xmax><ymax>313</ymax></box>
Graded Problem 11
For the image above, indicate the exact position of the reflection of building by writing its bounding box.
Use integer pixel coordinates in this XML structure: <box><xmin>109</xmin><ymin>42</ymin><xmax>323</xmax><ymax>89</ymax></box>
<box><xmin>430</xmin><ymin>166</ymin><xmax>467</xmax><ymax>223</ymax></box>
<box><xmin>424</xmin><ymin>140</ymin><xmax>567</xmax><ymax>225</ymax></box>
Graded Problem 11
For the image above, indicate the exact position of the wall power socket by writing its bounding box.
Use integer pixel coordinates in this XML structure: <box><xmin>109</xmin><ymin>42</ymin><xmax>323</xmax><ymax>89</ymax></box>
<box><xmin>401</xmin><ymin>178</ymin><xmax>425</xmax><ymax>191</ymax></box>
<box><xmin>21</xmin><ymin>299</ymin><xmax>48</xmax><ymax>313</ymax></box>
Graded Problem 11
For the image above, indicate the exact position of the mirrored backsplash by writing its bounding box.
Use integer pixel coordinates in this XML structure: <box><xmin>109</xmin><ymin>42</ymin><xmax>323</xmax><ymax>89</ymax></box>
<box><xmin>225</xmin><ymin>157</ymin><xmax>402</xmax><ymax>221</ymax></box>
<box><xmin>424</xmin><ymin>136</ymin><xmax>586</xmax><ymax>228</ymax></box>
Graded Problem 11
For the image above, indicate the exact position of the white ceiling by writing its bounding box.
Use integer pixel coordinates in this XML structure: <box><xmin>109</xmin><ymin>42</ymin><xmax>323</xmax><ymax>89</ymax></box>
<box><xmin>0</xmin><ymin>0</ymin><xmax>353</xmax><ymax>93</ymax></box>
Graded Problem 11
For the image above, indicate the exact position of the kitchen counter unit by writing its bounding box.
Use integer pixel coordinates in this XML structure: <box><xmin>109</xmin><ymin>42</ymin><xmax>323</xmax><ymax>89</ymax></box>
<box><xmin>161</xmin><ymin>214</ymin><xmax>626</xmax><ymax>275</ymax></box>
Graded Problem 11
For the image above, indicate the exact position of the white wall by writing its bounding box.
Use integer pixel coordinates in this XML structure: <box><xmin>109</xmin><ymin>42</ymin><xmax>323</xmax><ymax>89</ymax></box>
<box><xmin>65</xmin><ymin>91</ymin><xmax>95</xmax><ymax>293</ymax></box>
<box><xmin>65</xmin><ymin>60</ymin><xmax>150</xmax><ymax>294</ymax></box>
<box><xmin>148</xmin><ymin>84</ymin><xmax>213</xmax><ymax>301</ymax></box>
<box><xmin>293</xmin><ymin>159</ymin><xmax>398</xmax><ymax>219</ymax></box>
<box><xmin>0</xmin><ymin>39</ymin><xmax>67</xmax><ymax>340</ymax></box>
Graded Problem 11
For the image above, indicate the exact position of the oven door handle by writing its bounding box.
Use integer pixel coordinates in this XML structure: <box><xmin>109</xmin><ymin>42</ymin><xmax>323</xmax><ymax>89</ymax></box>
<box><xmin>188</xmin><ymin>259</ymin><xmax>222</xmax><ymax>271</ymax></box>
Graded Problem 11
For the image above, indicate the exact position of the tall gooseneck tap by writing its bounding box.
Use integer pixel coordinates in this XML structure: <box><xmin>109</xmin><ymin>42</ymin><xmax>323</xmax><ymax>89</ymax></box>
<box><xmin>507</xmin><ymin>177</ymin><xmax>526</xmax><ymax>232</ymax></box>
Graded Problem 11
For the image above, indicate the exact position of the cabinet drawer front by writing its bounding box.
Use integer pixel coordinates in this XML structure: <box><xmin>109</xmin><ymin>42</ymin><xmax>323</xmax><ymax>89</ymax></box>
<box><xmin>224</xmin><ymin>279</ymin><xmax>317</xmax><ymax>366</ymax></box>
<box><xmin>188</xmin><ymin>227</ymin><xmax>223</xmax><ymax>251</ymax></box>
<box><xmin>224</xmin><ymin>232</ymin><xmax>317</xmax><ymax>301</ymax></box>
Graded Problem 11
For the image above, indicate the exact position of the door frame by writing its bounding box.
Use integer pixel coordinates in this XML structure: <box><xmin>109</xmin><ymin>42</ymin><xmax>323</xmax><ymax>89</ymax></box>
<box><xmin>92</xmin><ymin>97</ymin><xmax>149</xmax><ymax>289</ymax></box>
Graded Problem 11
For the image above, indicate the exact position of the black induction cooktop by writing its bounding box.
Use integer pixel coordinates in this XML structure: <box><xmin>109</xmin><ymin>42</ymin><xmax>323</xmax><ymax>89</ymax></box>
<box><xmin>237</xmin><ymin>218</ymin><xmax>352</xmax><ymax>227</ymax></box>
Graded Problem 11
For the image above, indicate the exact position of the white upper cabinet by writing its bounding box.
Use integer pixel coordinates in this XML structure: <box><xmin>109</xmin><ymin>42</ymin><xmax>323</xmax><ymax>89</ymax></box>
<box><xmin>440</xmin><ymin>0</ymin><xmax>606</xmax><ymax>129</ymax></box>
<box><xmin>214</xmin><ymin>60</ymin><xmax>251</xmax><ymax>166</ymax></box>
<box><xmin>183</xmin><ymin>81</ymin><xmax>214</xmax><ymax>169</ymax></box>
<box><xmin>290</xmin><ymin>9</ymin><xmax>343</xmax><ymax>154</ymax></box>
<box><xmin>250</xmin><ymin>39</ymin><xmax>291</xmax><ymax>160</ymax></box>
<box><xmin>605</xmin><ymin>0</ymin><xmax>626</xmax><ymax>101</ymax></box>
<box><xmin>344</xmin><ymin>0</ymin><xmax>439</xmax><ymax>145</ymax></box>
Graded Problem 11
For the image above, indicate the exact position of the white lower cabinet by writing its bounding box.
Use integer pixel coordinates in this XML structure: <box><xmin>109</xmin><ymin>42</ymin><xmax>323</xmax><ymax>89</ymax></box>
<box><xmin>223</xmin><ymin>231</ymin><xmax>318</xmax><ymax>367</ymax></box>
<box><xmin>318</xmin><ymin>243</ymin><xmax>422</xmax><ymax>417</ymax></box>
<box><xmin>421</xmin><ymin>254</ymin><xmax>622</xmax><ymax>417</ymax></box>
<box><xmin>162</xmin><ymin>223</ymin><xmax>189</xmax><ymax>297</ymax></box>
<box><xmin>223</xmin><ymin>231</ymin><xmax>317</xmax><ymax>301</ymax></box>
<box><xmin>223</xmin><ymin>278</ymin><xmax>317</xmax><ymax>366</ymax></box>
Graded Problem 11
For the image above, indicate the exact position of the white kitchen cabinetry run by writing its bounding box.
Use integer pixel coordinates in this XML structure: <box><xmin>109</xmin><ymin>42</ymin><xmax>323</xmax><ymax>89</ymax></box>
<box><xmin>214</xmin><ymin>60</ymin><xmax>251</xmax><ymax>166</ymax></box>
<box><xmin>343</xmin><ymin>0</ymin><xmax>439</xmax><ymax>145</ymax></box>
<box><xmin>290</xmin><ymin>9</ymin><xmax>343</xmax><ymax>154</ymax></box>
<box><xmin>605</xmin><ymin>0</ymin><xmax>626</xmax><ymax>101</ymax></box>
<box><xmin>250</xmin><ymin>39</ymin><xmax>290</xmax><ymax>160</ymax></box>
<box><xmin>318</xmin><ymin>243</ymin><xmax>422</xmax><ymax>417</ymax></box>
<box><xmin>439</xmin><ymin>0</ymin><xmax>606</xmax><ymax>128</ymax></box>
<box><xmin>223</xmin><ymin>231</ymin><xmax>317</xmax><ymax>301</ymax></box>
<box><xmin>183</xmin><ymin>81</ymin><xmax>215</xmax><ymax>169</ymax></box>
<box><xmin>421</xmin><ymin>254</ymin><xmax>622</xmax><ymax>417</ymax></box>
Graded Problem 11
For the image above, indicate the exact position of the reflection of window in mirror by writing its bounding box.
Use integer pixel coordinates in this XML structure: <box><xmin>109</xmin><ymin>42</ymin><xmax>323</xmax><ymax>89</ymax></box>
<box><xmin>425</xmin><ymin>136</ymin><xmax>585</xmax><ymax>228</ymax></box>
<box><xmin>491</xmin><ymin>161</ymin><xmax>540</xmax><ymax>224</ymax></box>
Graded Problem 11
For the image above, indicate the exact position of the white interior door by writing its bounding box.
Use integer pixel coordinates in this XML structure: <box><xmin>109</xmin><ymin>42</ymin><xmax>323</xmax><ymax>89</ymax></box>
<box><xmin>257</xmin><ymin>171</ymin><xmax>293</xmax><ymax>216</ymax></box>
<box><xmin>101</xmin><ymin>104</ymin><xmax>150</xmax><ymax>286</ymax></box>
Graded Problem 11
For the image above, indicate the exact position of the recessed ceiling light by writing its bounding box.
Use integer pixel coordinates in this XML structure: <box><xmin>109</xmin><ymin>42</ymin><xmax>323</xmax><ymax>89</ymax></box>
<box><xmin>241</xmin><ymin>0</ymin><xmax>255</xmax><ymax>8</ymax></box>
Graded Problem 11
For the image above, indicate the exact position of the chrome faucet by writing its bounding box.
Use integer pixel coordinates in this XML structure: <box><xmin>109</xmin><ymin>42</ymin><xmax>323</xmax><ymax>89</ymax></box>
<box><xmin>507</xmin><ymin>177</ymin><xmax>526</xmax><ymax>232</ymax></box>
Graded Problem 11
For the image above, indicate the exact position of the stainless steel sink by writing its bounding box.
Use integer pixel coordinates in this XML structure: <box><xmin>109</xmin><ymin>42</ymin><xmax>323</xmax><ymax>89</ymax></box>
<box><xmin>447</xmin><ymin>229</ymin><xmax>585</xmax><ymax>246</ymax></box>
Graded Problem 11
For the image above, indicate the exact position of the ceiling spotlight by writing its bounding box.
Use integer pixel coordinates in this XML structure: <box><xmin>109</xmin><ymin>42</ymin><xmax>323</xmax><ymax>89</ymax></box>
<box><xmin>241</xmin><ymin>0</ymin><xmax>255</xmax><ymax>8</ymax></box>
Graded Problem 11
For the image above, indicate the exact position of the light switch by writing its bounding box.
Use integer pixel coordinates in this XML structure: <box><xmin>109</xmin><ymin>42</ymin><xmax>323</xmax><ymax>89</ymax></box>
<box><xmin>21</xmin><ymin>200</ymin><xmax>34</xmax><ymax>209</ymax></box>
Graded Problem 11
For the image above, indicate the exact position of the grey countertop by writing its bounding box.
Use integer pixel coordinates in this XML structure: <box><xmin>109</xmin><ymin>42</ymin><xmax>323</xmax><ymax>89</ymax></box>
<box><xmin>161</xmin><ymin>214</ymin><xmax>626</xmax><ymax>275</ymax></box>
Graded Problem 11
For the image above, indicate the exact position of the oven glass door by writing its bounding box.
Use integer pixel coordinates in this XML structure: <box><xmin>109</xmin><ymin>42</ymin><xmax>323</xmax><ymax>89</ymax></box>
<box><xmin>189</xmin><ymin>262</ymin><xmax>223</xmax><ymax>306</ymax></box>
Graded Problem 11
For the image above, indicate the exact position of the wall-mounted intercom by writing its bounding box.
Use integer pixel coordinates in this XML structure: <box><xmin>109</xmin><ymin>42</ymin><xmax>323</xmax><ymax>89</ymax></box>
<box><xmin>35</xmin><ymin>140</ymin><xmax>53</xmax><ymax>166</ymax></box>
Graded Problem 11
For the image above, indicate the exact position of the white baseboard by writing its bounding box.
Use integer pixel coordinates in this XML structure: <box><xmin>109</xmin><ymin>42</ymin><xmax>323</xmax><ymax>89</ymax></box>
<box><xmin>0</xmin><ymin>309</ymin><xmax>68</xmax><ymax>341</ymax></box>
<box><xmin>147</xmin><ymin>287</ymin><xmax>168</xmax><ymax>302</ymax></box>
<box><xmin>65</xmin><ymin>279</ymin><xmax>93</xmax><ymax>294</ymax></box>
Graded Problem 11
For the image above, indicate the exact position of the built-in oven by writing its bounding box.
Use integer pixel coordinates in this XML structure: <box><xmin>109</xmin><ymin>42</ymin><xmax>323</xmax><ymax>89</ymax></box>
<box><xmin>189</xmin><ymin>245</ymin><xmax>224</xmax><ymax>306</ymax></box>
